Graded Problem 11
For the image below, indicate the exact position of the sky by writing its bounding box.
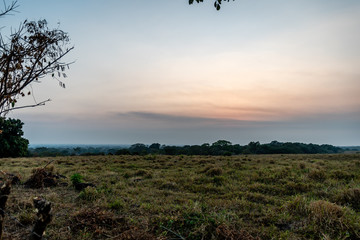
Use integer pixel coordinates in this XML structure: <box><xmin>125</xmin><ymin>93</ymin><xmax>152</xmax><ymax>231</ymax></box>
<box><xmin>2</xmin><ymin>0</ymin><xmax>360</xmax><ymax>146</ymax></box>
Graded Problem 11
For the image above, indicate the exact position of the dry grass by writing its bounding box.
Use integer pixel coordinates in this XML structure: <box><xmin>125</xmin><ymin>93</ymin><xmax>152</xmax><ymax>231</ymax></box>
<box><xmin>0</xmin><ymin>153</ymin><xmax>359</xmax><ymax>239</ymax></box>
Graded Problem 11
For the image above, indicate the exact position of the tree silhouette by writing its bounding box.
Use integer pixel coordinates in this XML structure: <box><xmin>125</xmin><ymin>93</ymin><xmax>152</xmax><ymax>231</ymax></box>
<box><xmin>0</xmin><ymin>1</ymin><xmax>73</xmax><ymax>117</ymax></box>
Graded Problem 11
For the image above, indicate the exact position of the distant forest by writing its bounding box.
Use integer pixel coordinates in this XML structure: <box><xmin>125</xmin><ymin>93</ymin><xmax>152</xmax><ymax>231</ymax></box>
<box><xmin>28</xmin><ymin>140</ymin><xmax>344</xmax><ymax>157</ymax></box>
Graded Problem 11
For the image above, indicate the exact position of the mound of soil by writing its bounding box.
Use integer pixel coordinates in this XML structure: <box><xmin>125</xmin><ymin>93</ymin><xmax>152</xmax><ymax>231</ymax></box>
<box><xmin>24</xmin><ymin>168</ymin><xmax>66</xmax><ymax>189</ymax></box>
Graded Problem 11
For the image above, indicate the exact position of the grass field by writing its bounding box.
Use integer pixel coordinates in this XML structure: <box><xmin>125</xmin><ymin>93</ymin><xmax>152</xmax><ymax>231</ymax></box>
<box><xmin>1</xmin><ymin>154</ymin><xmax>360</xmax><ymax>239</ymax></box>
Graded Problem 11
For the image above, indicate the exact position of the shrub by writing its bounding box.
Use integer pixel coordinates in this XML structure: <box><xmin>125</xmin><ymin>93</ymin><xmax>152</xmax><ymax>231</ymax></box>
<box><xmin>71</xmin><ymin>173</ymin><xmax>83</xmax><ymax>185</ymax></box>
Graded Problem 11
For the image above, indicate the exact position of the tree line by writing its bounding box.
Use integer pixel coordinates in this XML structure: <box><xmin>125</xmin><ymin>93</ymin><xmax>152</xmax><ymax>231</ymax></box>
<box><xmin>0</xmin><ymin>118</ymin><xmax>345</xmax><ymax>158</ymax></box>
<box><xmin>120</xmin><ymin>140</ymin><xmax>343</xmax><ymax>156</ymax></box>
<box><xmin>28</xmin><ymin>140</ymin><xmax>343</xmax><ymax>157</ymax></box>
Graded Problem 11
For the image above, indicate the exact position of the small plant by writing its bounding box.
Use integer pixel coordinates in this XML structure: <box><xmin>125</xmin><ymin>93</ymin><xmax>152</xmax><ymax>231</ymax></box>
<box><xmin>108</xmin><ymin>199</ymin><xmax>125</xmax><ymax>210</ymax></box>
<box><xmin>18</xmin><ymin>209</ymin><xmax>35</xmax><ymax>225</ymax></box>
<box><xmin>71</xmin><ymin>173</ymin><xmax>83</xmax><ymax>185</ymax></box>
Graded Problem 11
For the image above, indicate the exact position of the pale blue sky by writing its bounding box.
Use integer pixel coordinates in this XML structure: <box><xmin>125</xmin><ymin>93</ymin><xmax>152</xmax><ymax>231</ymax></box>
<box><xmin>3</xmin><ymin>0</ymin><xmax>360</xmax><ymax>145</ymax></box>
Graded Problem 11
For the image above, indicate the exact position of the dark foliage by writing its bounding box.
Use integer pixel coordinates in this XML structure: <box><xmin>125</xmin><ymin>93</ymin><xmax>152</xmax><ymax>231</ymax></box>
<box><xmin>0</xmin><ymin>118</ymin><xmax>29</xmax><ymax>157</ymax></box>
<box><xmin>29</xmin><ymin>140</ymin><xmax>343</xmax><ymax>157</ymax></box>
<box><xmin>189</xmin><ymin>0</ymin><xmax>235</xmax><ymax>11</ymax></box>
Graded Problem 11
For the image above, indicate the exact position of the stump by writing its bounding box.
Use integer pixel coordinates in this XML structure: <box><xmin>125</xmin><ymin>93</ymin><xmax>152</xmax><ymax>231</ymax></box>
<box><xmin>29</xmin><ymin>197</ymin><xmax>52</xmax><ymax>240</ymax></box>
<box><xmin>0</xmin><ymin>181</ymin><xmax>11</xmax><ymax>240</ymax></box>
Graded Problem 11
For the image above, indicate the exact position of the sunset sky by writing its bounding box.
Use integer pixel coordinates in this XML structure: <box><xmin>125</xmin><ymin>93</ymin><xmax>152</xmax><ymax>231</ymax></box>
<box><xmin>3</xmin><ymin>0</ymin><xmax>360</xmax><ymax>146</ymax></box>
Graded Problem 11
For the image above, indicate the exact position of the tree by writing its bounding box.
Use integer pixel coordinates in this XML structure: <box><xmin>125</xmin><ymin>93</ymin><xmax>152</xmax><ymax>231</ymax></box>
<box><xmin>189</xmin><ymin>0</ymin><xmax>235</xmax><ymax>11</ymax></box>
<box><xmin>0</xmin><ymin>117</ymin><xmax>28</xmax><ymax>157</ymax></box>
<box><xmin>0</xmin><ymin>2</ymin><xmax>72</xmax><ymax>238</ymax></box>
<box><xmin>129</xmin><ymin>143</ymin><xmax>148</xmax><ymax>155</ymax></box>
<box><xmin>0</xmin><ymin>1</ymin><xmax>73</xmax><ymax>117</ymax></box>
<box><xmin>212</xmin><ymin>140</ymin><xmax>232</xmax><ymax>147</ymax></box>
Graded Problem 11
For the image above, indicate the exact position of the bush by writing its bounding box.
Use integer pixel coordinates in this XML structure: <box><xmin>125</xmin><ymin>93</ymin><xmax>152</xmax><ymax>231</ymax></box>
<box><xmin>71</xmin><ymin>173</ymin><xmax>83</xmax><ymax>185</ymax></box>
<box><xmin>0</xmin><ymin>118</ymin><xmax>29</xmax><ymax>157</ymax></box>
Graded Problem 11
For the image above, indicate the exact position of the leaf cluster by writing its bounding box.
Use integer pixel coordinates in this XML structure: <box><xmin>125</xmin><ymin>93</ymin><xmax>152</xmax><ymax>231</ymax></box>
<box><xmin>189</xmin><ymin>0</ymin><xmax>235</xmax><ymax>11</ymax></box>
<box><xmin>0</xmin><ymin>19</ymin><xmax>73</xmax><ymax>116</ymax></box>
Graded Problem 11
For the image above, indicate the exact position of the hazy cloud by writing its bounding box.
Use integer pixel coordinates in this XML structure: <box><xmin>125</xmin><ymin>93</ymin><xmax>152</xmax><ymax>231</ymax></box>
<box><xmin>114</xmin><ymin>111</ymin><xmax>278</xmax><ymax>128</ymax></box>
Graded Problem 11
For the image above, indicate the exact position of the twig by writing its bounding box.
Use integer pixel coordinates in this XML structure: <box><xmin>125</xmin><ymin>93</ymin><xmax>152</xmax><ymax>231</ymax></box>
<box><xmin>43</xmin><ymin>159</ymin><xmax>55</xmax><ymax>169</ymax></box>
<box><xmin>0</xmin><ymin>99</ymin><xmax>51</xmax><ymax>115</ymax></box>
<box><xmin>160</xmin><ymin>226</ymin><xmax>185</xmax><ymax>240</ymax></box>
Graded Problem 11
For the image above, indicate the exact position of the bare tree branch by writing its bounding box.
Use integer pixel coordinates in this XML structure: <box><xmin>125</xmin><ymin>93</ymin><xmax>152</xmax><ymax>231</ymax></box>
<box><xmin>0</xmin><ymin>19</ymin><xmax>73</xmax><ymax>117</ymax></box>
<box><xmin>0</xmin><ymin>0</ymin><xmax>18</xmax><ymax>17</ymax></box>
<box><xmin>0</xmin><ymin>98</ymin><xmax>50</xmax><ymax>115</ymax></box>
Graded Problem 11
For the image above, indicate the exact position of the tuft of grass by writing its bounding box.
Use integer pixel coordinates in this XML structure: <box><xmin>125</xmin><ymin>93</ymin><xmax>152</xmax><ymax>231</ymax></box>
<box><xmin>299</xmin><ymin>162</ymin><xmax>306</xmax><ymax>169</ymax></box>
<box><xmin>205</xmin><ymin>167</ymin><xmax>223</xmax><ymax>176</ymax></box>
<box><xmin>330</xmin><ymin>170</ymin><xmax>355</xmax><ymax>182</ymax></box>
<box><xmin>108</xmin><ymin>199</ymin><xmax>125</xmax><ymax>210</ymax></box>
<box><xmin>333</xmin><ymin>188</ymin><xmax>360</xmax><ymax>211</ymax></box>
<box><xmin>213</xmin><ymin>176</ymin><xmax>225</xmax><ymax>186</ymax></box>
<box><xmin>134</xmin><ymin>169</ymin><xmax>152</xmax><ymax>178</ymax></box>
<box><xmin>78</xmin><ymin>187</ymin><xmax>100</xmax><ymax>201</ymax></box>
<box><xmin>284</xmin><ymin>195</ymin><xmax>308</xmax><ymax>216</ymax></box>
<box><xmin>308</xmin><ymin>169</ymin><xmax>326</xmax><ymax>182</ymax></box>
<box><xmin>307</xmin><ymin>200</ymin><xmax>360</xmax><ymax>239</ymax></box>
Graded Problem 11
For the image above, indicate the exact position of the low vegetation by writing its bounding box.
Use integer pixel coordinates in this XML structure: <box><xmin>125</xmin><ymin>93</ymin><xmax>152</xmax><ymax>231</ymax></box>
<box><xmin>1</xmin><ymin>153</ymin><xmax>359</xmax><ymax>239</ymax></box>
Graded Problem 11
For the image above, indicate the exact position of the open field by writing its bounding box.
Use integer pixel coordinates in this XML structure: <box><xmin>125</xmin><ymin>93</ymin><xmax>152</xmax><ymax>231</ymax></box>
<box><xmin>1</xmin><ymin>154</ymin><xmax>360</xmax><ymax>239</ymax></box>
